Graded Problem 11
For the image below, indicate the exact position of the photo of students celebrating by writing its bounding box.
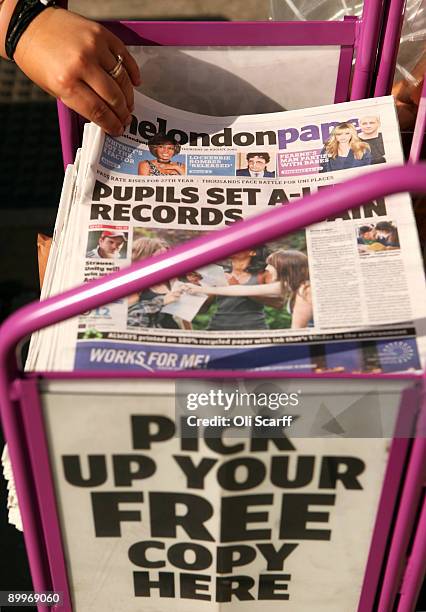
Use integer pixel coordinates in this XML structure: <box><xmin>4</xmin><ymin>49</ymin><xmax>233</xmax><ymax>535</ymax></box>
<box><xmin>123</xmin><ymin>228</ymin><xmax>310</xmax><ymax>331</ymax></box>
<box><xmin>185</xmin><ymin>249</ymin><xmax>313</xmax><ymax>330</ymax></box>
<box><xmin>320</xmin><ymin>122</ymin><xmax>372</xmax><ymax>173</ymax></box>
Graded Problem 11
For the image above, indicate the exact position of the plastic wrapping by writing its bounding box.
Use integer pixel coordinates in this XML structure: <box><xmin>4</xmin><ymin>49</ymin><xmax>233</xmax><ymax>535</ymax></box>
<box><xmin>396</xmin><ymin>0</ymin><xmax>426</xmax><ymax>82</ymax></box>
<box><xmin>269</xmin><ymin>0</ymin><xmax>363</xmax><ymax>21</ymax></box>
<box><xmin>270</xmin><ymin>0</ymin><xmax>426</xmax><ymax>87</ymax></box>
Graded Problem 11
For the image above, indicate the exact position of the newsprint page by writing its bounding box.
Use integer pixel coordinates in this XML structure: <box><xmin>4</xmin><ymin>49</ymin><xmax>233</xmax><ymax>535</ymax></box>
<box><xmin>29</xmin><ymin>93</ymin><xmax>426</xmax><ymax>373</ymax></box>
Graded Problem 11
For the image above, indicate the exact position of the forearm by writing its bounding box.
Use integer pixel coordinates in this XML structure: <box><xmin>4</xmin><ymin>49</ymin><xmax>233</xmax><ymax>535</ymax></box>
<box><xmin>127</xmin><ymin>292</ymin><xmax>139</xmax><ymax>306</ymax></box>
<box><xmin>138</xmin><ymin>162</ymin><xmax>150</xmax><ymax>176</ymax></box>
<box><xmin>200</xmin><ymin>282</ymin><xmax>281</xmax><ymax>297</ymax></box>
<box><xmin>291</xmin><ymin>290</ymin><xmax>312</xmax><ymax>329</ymax></box>
<box><xmin>0</xmin><ymin>3</ymin><xmax>140</xmax><ymax>135</ymax></box>
<box><xmin>0</xmin><ymin>0</ymin><xmax>18</xmax><ymax>58</ymax></box>
<box><xmin>13</xmin><ymin>5</ymin><xmax>59</xmax><ymax>83</ymax></box>
<box><xmin>251</xmin><ymin>295</ymin><xmax>284</xmax><ymax>309</ymax></box>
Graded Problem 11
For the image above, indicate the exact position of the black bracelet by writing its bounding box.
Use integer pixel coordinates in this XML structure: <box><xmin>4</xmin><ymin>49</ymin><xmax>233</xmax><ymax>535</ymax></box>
<box><xmin>5</xmin><ymin>0</ymin><xmax>56</xmax><ymax>60</ymax></box>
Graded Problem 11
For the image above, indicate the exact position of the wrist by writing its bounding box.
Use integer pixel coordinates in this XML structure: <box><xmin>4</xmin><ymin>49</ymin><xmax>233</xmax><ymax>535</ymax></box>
<box><xmin>4</xmin><ymin>0</ymin><xmax>56</xmax><ymax>61</ymax></box>
<box><xmin>13</xmin><ymin>4</ymin><xmax>56</xmax><ymax>65</ymax></box>
<box><xmin>0</xmin><ymin>0</ymin><xmax>18</xmax><ymax>58</ymax></box>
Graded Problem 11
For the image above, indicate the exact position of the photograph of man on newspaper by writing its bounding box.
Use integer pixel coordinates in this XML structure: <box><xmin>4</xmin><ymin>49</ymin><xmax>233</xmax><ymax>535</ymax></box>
<box><xmin>358</xmin><ymin>115</ymin><xmax>386</xmax><ymax>164</ymax></box>
<box><xmin>126</xmin><ymin>228</ymin><xmax>313</xmax><ymax>331</ymax></box>
<box><xmin>236</xmin><ymin>152</ymin><xmax>276</xmax><ymax>178</ymax></box>
<box><xmin>86</xmin><ymin>230</ymin><xmax>128</xmax><ymax>260</ymax></box>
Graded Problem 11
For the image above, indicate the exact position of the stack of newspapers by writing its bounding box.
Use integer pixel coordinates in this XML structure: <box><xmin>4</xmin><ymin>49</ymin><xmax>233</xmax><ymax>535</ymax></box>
<box><xmin>26</xmin><ymin>92</ymin><xmax>426</xmax><ymax>374</ymax></box>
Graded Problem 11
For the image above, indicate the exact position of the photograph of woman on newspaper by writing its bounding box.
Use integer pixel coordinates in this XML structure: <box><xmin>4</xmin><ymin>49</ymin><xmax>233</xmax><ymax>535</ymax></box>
<box><xmin>186</xmin><ymin>250</ymin><xmax>313</xmax><ymax>330</ymax></box>
<box><xmin>203</xmin><ymin>247</ymin><xmax>284</xmax><ymax>332</ymax></box>
<box><xmin>127</xmin><ymin>237</ymin><xmax>184</xmax><ymax>328</ymax></box>
<box><xmin>320</xmin><ymin>122</ymin><xmax>372</xmax><ymax>173</ymax></box>
<box><xmin>138</xmin><ymin>133</ymin><xmax>186</xmax><ymax>176</ymax></box>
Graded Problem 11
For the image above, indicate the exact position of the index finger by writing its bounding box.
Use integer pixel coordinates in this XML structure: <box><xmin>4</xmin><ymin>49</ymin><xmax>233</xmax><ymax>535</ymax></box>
<box><xmin>61</xmin><ymin>80</ymin><xmax>124</xmax><ymax>136</ymax></box>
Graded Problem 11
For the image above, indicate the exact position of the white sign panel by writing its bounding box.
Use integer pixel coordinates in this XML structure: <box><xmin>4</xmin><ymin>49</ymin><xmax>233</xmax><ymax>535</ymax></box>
<box><xmin>42</xmin><ymin>380</ymin><xmax>394</xmax><ymax>612</ymax></box>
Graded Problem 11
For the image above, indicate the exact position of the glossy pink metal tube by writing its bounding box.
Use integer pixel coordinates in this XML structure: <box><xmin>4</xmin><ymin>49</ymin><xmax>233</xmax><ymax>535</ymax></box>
<box><xmin>1</xmin><ymin>163</ymin><xmax>426</xmax><ymax>382</ymax></box>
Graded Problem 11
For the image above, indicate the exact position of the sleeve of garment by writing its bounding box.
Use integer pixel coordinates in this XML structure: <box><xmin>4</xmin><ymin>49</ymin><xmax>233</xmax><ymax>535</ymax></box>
<box><xmin>127</xmin><ymin>294</ymin><xmax>165</xmax><ymax>327</ymax></box>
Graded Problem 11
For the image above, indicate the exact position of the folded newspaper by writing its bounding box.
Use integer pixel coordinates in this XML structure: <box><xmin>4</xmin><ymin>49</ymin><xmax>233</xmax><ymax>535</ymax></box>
<box><xmin>27</xmin><ymin>93</ymin><xmax>426</xmax><ymax>373</ymax></box>
<box><xmin>9</xmin><ymin>93</ymin><xmax>426</xmax><ymax>612</ymax></box>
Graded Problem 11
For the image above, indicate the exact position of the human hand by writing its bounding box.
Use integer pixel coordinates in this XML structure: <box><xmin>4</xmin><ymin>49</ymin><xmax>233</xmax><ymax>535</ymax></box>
<box><xmin>392</xmin><ymin>78</ymin><xmax>421</xmax><ymax>131</ymax></box>
<box><xmin>168</xmin><ymin>163</ymin><xmax>186</xmax><ymax>175</ymax></box>
<box><xmin>156</xmin><ymin>162</ymin><xmax>186</xmax><ymax>176</ymax></box>
<box><xmin>13</xmin><ymin>8</ymin><xmax>141</xmax><ymax>136</ymax></box>
<box><xmin>163</xmin><ymin>289</ymin><xmax>184</xmax><ymax>305</ymax></box>
<box><xmin>184</xmin><ymin>284</ymin><xmax>206</xmax><ymax>295</ymax></box>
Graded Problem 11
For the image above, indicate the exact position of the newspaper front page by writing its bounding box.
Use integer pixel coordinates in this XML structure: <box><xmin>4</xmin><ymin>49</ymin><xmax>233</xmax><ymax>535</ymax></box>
<box><xmin>17</xmin><ymin>93</ymin><xmax>425</xmax><ymax>612</ymax></box>
<box><xmin>31</xmin><ymin>93</ymin><xmax>426</xmax><ymax>373</ymax></box>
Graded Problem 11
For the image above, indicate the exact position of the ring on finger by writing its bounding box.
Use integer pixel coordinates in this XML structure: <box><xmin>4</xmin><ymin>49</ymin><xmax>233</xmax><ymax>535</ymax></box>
<box><xmin>108</xmin><ymin>54</ymin><xmax>124</xmax><ymax>80</ymax></box>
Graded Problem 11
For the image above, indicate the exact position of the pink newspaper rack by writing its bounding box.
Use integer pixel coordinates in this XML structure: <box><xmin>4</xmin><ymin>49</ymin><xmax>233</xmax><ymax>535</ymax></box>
<box><xmin>1</xmin><ymin>3</ymin><xmax>425</xmax><ymax>611</ymax></box>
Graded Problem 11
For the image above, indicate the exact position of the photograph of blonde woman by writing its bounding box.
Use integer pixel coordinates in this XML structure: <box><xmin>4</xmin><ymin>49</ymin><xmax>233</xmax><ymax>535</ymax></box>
<box><xmin>320</xmin><ymin>122</ymin><xmax>372</xmax><ymax>173</ymax></box>
<box><xmin>185</xmin><ymin>250</ymin><xmax>313</xmax><ymax>330</ymax></box>
<box><xmin>127</xmin><ymin>237</ymin><xmax>184</xmax><ymax>329</ymax></box>
<box><xmin>138</xmin><ymin>133</ymin><xmax>186</xmax><ymax>176</ymax></box>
